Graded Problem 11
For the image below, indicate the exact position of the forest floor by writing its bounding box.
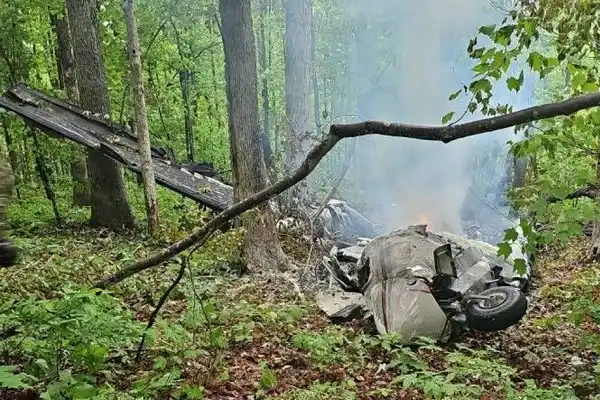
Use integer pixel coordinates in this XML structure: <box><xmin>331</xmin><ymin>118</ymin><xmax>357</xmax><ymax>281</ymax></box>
<box><xmin>1</xmin><ymin>186</ymin><xmax>600</xmax><ymax>399</ymax></box>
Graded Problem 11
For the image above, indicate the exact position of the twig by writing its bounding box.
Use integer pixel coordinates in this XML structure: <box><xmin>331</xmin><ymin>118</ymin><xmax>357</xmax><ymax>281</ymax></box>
<box><xmin>94</xmin><ymin>90</ymin><xmax>600</xmax><ymax>289</ymax></box>
<box><xmin>311</xmin><ymin>140</ymin><xmax>356</xmax><ymax>222</ymax></box>
<box><xmin>135</xmin><ymin>260</ymin><xmax>186</xmax><ymax>362</ymax></box>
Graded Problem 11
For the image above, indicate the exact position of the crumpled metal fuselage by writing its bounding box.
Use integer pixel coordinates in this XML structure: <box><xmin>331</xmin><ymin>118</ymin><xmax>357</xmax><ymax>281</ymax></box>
<box><xmin>337</xmin><ymin>224</ymin><xmax>530</xmax><ymax>343</ymax></box>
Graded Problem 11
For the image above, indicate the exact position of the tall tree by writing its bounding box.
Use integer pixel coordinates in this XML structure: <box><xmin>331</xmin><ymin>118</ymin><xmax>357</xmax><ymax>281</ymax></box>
<box><xmin>124</xmin><ymin>0</ymin><xmax>159</xmax><ymax>233</ymax></box>
<box><xmin>218</xmin><ymin>0</ymin><xmax>286</xmax><ymax>272</ymax></box>
<box><xmin>51</xmin><ymin>12</ymin><xmax>91</xmax><ymax>207</ymax></box>
<box><xmin>65</xmin><ymin>0</ymin><xmax>135</xmax><ymax>230</ymax></box>
<box><xmin>283</xmin><ymin>0</ymin><xmax>313</xmax><ymax>205</ymax></box>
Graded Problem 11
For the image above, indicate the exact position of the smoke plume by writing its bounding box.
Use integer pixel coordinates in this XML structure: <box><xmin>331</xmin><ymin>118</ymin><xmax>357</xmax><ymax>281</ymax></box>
<box><xmin>321</xmin><ymin>0</ymin><xmax>536</xmax><ymax>240</ymax></box>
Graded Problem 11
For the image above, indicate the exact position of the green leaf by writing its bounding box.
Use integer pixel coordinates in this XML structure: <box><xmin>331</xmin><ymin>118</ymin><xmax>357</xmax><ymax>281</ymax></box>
<box><xmin>34</xmin><ymin>359</ymin><xmax>49</xmax><ymax>372</ymax></box>
<box><xmin>506</xmin><ymin>77</ymin><xmax>521</xmax><ymax>92</ymax></box>
<box><xmin>479</xmin><ymin>25</ymin><xmax>496</xmax><ymax>36</ymax></box>
<box><xmin>513</xmin><ymin>258</ymin><xmax>527</xmax><ymax>276</ymax></box>
<box><xmin>494</xmin><ymin>25</ymin><xmax>515</xmax><ymax>45</ymax></box>
<box><xmin>571</xmin><ymin>73</ymin><xmax>587</xmax><ymax>88</ymax></box>
<box><xmin>497</xmin><ymin>242</ymin><xmax>512</xmax><ymax>258</ymax></box>
<box><xmin>448</xmin><ymin>89</ymin><xmax>461</xmax><ymax>101</ymax></box>
<box><xmin>527</xmin><ymin>52</ymin><xmax>544</xmax><ymax>72</ymax></box>
<box><xmin>582</xmin><ymin>82</ymin><xmax>599</xmax><ymax>93</ymax></box>
<box><xmin>71</xmin><ymin>383</ymin><xmax>97</xmax><ymax>399</ymax></box>
<box><xmin>469</xmin><ymin>78</ymin><xmax>492</xmax><ymax>94</ymax></box>
<box><xmin>259</xmin><ymin>362</ymin><xmax>277</xmax><ymax>389</ymax></box>
<box><xmin>472</xmin><ymin>63</ymin><xmax>490</xmax><ymax>74</ymax></box>
<box><xmin>504</xmin><ymin>228</ymin><xmax>518</xmax><ymax>242</ymax></box>
<box><xmin>0</xmin><ymin>366</ymin><xmax>33</xmax><ymax>389</ymax></box>
<box><xmin>441</xmin><ymin>112</ymin><xmax>455</xmax><ymax>124</ymax></box>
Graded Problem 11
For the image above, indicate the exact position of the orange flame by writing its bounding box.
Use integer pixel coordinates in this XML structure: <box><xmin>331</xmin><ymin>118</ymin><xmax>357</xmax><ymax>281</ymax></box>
<box><xmin>417</xmin><ymin>214</ymin><xmax>430</xmax><ymax>225</ymax></box>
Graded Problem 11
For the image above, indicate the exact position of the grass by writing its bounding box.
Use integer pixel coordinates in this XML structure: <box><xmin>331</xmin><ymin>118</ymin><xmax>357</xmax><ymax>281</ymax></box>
<box><xmin>0</xmin><ymin>181</ymin><xmax>599</xmax><ymax>399</ymax></box>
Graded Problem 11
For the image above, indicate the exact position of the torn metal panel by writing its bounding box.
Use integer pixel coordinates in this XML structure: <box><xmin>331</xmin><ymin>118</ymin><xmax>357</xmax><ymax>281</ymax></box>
<box><xmin>0</xmin><ymin>84</ymin><xmax>233</xmax><ymax>211</ymax></box>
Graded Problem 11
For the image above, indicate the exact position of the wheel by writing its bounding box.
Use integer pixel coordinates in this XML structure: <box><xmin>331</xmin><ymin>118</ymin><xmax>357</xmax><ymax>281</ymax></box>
<box><xmin>465</xmin><ymin>286</ymin><xmax>527</xmax><ymax>332</ymax></box>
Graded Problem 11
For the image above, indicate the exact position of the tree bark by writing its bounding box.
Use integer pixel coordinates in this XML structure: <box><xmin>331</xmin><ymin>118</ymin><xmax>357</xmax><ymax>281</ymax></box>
<box><xmin>590</xmin><ymin>151</ymin><xmax>600</xmax><ymax>259</ymax></box>
<box><xmin>94</xmin><ymin>87</ymin><xmax>600</xmax><ymax>288</ymax></box>
<box><xmin>0</xmin><ymin>117</ymin><xmax>20</xmax><ymax>200</ymax></box>
<box><xmin>258</xmin><ymin>0</ymin><xmax>272</xmax><ymax>170</ymax></box>
<box><xmin>52</xmin><ymin>12</ymin><xmax>91</xmax><ymax>207</ymax></box>
<box><xmin>30</xmin><ymin>128</ymin><xmax>61</xmax><ymax>225</ymax></box>
<box><xmin>179</xmin><ymin>69</ymin><xmax>196</xmax><ymax>163</ymax></box>
<box><xmin>124</xmin><ymin>0</ymin><xmax>159</xmax><ymax>233</ymax></box>
<box><xmin>311</xmin><ymin>15</ymin><xmax>321</xmax><ymax>131</ymax></box>
<box><xmin>66</xmin><ymin>0</ymin><xmax>135</xmax><ymax>230</ymax></box>
<box><xmin>218</xmin><ymin>0</ymin><xmax>286</xmax><ymax>272</ymax></box>
<box><xmin>283</xmin><ymin>0</ymin><xmax>313</xmax><ymax>206</ymax></box>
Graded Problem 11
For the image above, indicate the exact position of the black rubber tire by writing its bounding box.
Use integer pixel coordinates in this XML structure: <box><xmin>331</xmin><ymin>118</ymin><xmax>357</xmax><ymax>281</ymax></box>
<box><xmin>465</xmin><ymin>286</ymin><xmax>527</xmax><ymax>332</ymax></box>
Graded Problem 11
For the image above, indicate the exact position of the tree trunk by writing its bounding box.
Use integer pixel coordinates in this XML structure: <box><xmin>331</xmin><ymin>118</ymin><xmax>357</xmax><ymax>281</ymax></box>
<box><xmin>30</xmin><ymin>128</ymin><xmax>62</xmax><ymax>225</ymax></box>
<box><xmin>257</xmin><ymin>0</ymin><xmax>272</xmax><ymax>171</ymax></box>
<box><xmin>283</xmin><ymin>0</ymin><xmax>313</xmax><ymax>208</ymax></box>
<box><xmin>590</xmin><ymin>151</ymin><xmax>600</xmax><ymax>259</ymax></box>
<box><xmin>1</xmin><ymin>117</ymin><xmax>20</xmax><ymax>200</ymax></box>
<box><xmin>179</xmin><ymin>69</ymin><xmax>196</xmax><ymax>163</ymax></box>
<box><xmin>66</xmin><ymin>0</ymin><xmax>135</xmax><ymax>230</ymax></box>
<box><xmin>311</xmin><ymin>15</ymin><xmax>321</xmax><ymax>131</ymax></box>
<box><xmin>124</xmin><ymin>0</ymin><xmax>159</xmax><ymax>233</ymax></box>
<box><xmin>218</xmin><ymin>0</ymin><xmax>286</xmax><ymax>272</ymax></box>
<box><xmin>52</xmin><ymin>12</ymin><xmax>91</xmax><ymax>207</ymax></box>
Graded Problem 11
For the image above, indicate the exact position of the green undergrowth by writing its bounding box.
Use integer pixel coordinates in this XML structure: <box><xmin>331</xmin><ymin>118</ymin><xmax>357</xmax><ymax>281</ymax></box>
<box><xmin>0</xmin><ymin>184</ymin><xmax>599</xmax><ymax>399</ymax></box>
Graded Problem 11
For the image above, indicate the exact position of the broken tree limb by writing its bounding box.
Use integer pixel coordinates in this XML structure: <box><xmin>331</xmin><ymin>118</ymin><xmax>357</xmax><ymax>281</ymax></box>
<box><xmin>330</xmin><ymin>91</ymin><xmax>600</xmax><ymax>143</ymax></box>
<box><xmin>93</xmin><ymin>91</ymin><xmax>600</xmax><ymax>288</ymax></box>
<box><xmin>135</xmin><ymin>259</ymin><xmax>186</xmax><ymax>362</ymax></box>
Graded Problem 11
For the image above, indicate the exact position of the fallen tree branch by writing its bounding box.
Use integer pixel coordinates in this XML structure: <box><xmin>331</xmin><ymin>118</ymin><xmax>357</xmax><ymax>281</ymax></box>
<box><xmin>94</xmin><ymin>91</ymin><xmax>600</xmax><ymax>288</ymax></box>
<box><xmin>135</xmin><ymin>259</ymin><xmax>186</xmax><ymax>362</ymax></box>
<box><xmin>546</xmin><ymin>184</ymin><xmax>599</xmax><ymax>203</ymax></box>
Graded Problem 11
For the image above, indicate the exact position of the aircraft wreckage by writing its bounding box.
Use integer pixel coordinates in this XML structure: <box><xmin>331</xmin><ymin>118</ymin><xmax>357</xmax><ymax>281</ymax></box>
<box><xmin>1</xmin><ymin>84</ymin><xmax>531</xmax><ymax>344</ymax></box>
<box><xmin>0</xmin><ymin>84</ymin><xmax>232</xmax><ymax>211</ymax></box>
<box><xmin>313</xmin><ymin>201</ymin><xmax>532</xmax><ymax>344</ymax></box>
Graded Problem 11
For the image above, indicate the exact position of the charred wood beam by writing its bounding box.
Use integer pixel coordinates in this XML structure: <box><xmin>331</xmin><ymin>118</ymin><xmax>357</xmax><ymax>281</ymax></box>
<box><xmin>94</xmin><ymin>90</ymin><xmax>600</xmax><ymax>289</ymax></box>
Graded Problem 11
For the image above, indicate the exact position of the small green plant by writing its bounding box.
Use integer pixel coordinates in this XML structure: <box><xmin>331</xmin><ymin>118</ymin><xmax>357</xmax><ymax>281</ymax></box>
<box><xmin>272</xmin><ymin>380</ymin><xmax>357</xmax><ymax>400</ymax></box>
<box><xmin>0</xmin><ymin>365</ymin><xmax>35</xmax><ymax>389</ymax></box>
<box><xmin>392</xmin><ymin>370</ymin><xmax>481</xmax><ymax>400</ymax></box>
<box><xmin>291</xmin><ymin>328</ymin><xmax>347</xmax><ymax>367</ymax></box>
<box><xmin>0</xmin><ymin>289</ymin><xmax>144</xmax><ymax>397</ymax></box>
<box><xmin>258</xmin><ymin>361</ymin><xmax>277</xmax><ymax>389</ymax></box>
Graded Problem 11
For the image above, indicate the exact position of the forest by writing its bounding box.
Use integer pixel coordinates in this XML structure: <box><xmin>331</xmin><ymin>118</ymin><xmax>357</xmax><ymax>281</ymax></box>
<box><xmin>2</xmin><ymin>0</ymin><xmax>600</xmax><ymax>398</ymax></box>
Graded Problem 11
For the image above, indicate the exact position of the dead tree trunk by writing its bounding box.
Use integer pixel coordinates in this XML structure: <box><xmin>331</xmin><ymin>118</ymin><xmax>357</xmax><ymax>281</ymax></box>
<box><xmin>124</xmin><ymin>0</ymin><xmax>159</xmax><ymax>233</ymax></box>
<box><xmin>52</xmin><ymin>12</ymin><xmax>91</xmax><ymax>207</ymax></box>
<box><xmin>283</xmin><ymin>0</ymin><xmax>313</xmax><ymax>208</ymax></box>
<box><xmin>66</xmin><ymin>0</ymin><xmax>135</xmax><ymax>230</ymax></box>
<box><xmin>219</xmin><ymin>0</ymin><xmax>286</xmax><ymax>272</ymax></box>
